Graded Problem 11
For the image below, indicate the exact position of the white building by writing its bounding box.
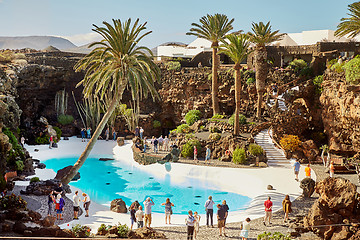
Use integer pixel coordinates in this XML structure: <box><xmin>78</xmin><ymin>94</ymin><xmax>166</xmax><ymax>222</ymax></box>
<box><xmin>157</xmin><ymin>38</ymin><xmax>211</xmax><ymax>60</ymax></box>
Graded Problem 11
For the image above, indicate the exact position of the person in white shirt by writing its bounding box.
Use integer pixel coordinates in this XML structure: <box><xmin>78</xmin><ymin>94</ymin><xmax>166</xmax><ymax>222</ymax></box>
<box><xmin>185</xmin><ymin>210</ymin><xmax>196</xmax><ymax>240</ymax></box>
<box><xmin>73</xmin><ymin>191</ymin><xmax>81</xmax><ymax>219</ymax></box>
<box><xmin>143</xmin><ymin>197</ymin><xmax>155</xmax><ymax>228</ymax></box>
<box><xmin>135</xmin><ymin>206</ymin><xmax>145</xmax><ymax>228</ymax></box>
<box><xmin>240</xmin><ymin>217</ymin><xmax>251</xmax><ymax>240</ymax></box>
<box><xmin>204</xmin><ymin>196</ymin><xmax>215</xmax><ymax>227</ymax></box>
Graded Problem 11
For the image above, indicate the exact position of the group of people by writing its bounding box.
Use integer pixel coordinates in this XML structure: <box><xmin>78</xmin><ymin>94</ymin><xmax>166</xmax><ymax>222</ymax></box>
<box><xmin>104</xmin><ymin>126</ymin><xmax>117</xmax><ymax>141</ymax></box>
<box><xmin>80</xmin><ymin>127</ymin><xmax>92</xmax><ymax>142</ymax></box>
<box><xmin>263</xmin><ymin>194</ymin><xmax>292</xmax><ymax>226</ymax></box>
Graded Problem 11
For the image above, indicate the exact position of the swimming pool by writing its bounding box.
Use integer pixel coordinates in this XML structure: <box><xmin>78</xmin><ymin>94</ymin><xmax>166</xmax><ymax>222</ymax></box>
<box><xmin>44</xmin><ymin>154</ymin><xmax>251</xmax><ymax>214</ymax></box>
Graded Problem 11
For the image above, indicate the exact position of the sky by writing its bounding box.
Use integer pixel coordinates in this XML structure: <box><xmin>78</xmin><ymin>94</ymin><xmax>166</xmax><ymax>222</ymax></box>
<box><xmin>0</xmin><ymin>0</ymin><xmax>355</xmax><ymax>48</ymax></box>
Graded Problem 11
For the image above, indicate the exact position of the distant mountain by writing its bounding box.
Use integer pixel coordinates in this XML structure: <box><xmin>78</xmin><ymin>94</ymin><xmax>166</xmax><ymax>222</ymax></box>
<box><xmin>0</xmin><ymin>36</ymin><xmax>77</xmax><ymax>50</ymax></box>
<box><xmin>64</xmin><ymin>43</ymin><xmax>95</xmax><ymax>54</ymax></box>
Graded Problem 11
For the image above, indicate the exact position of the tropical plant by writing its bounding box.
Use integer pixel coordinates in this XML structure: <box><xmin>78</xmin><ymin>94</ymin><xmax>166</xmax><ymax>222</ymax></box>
<box><xmin>313</xmin><ymin>75</ymin><xmax>324</xmax><ymax>94</ymax></box>
<box><xmin>342</xmin><ymin>57</ymin><xmax>360</xmax><ymax>84</ymax></box>
<box><xmin>248</xmin><ymin>144</ymin><xmax>264</xmax><ymax>156</ymax></box>
<box><xmin>335</xmin><ymin>2</ymin><xmax>360</xmax><ymax>38</ymax></box>
<box><xmin>3</xmin><ymin>127</ymin><xmax>25</xmax><ymax>160</ymax></box>
<box><xmin>165</xmin><ymin>61</ymin><xmax>181</xmax><ymax>71</ymax></box>
<box><xmin>55</xmin><ymin>89</ymin><xmax>68</xmax><ymax>116</ymax></box>
<box><xmin>228</xmin><ymin>113</ymin><xmax>247</xmax><ymax>126</ymax></box>
<box><xmin>72</xmin><ymin>92</ymin><xmax>102</xmax><ymax>131</ymax></box>
<box><xmin>57</xmin><ymin>114</ymin><xmax>74</xmax><ymax>125</ymax></box>
<box><xmin>71</xmin><ymin>224</ymin><xmax>91</xmax><ymax>237</ymax></box>
<box><xmin>280</xmin><ymin>135</ymin><xmax>301</xmax><ymax>152</ymax></box>
<box><xmin>115</xmin><ymin>223</ymin><xmax>129</xmax><ymax>237</ymax></box>
<box><xmin>118</xmin><ymin>103</ymin><xmax>139</xmax><ymax>132</ymax></box>
<box><xmin>257</xmin><ymin>231</ymin><xmax>291</xmax><ymax>240</ymax></box>
<box><xmin>181</xmin><ymin>139</ymin><xmax>201</xmax><ymax>158</ymax></box>
<box><xmin>330</xmin><ymin>61</ymin><xmax>345</xmax><ymax>73</ymax></box>
<box><xmin>175</xmin><ymin>124</ymin><xmax>191</xmax><ymax>134</ymax></box>
<box><xmin>15</xmin><ymin>160</ymin><xmax>24</xmax><ymax>171</ymax></box>
<box><xmin>219</xmin><ymin>33</ymin><xmax>251</xmax><ymax>135</ymax></box>
<box><xmin>246</xmin><ymin>77</ymin><xmax>255</xmax><ymax>85</ymax></box>
<box><xmin>232</xmin><ymin>147</ymin><xmax>246</xmax><ymax>164</ymax></box>
<box><xmin>30</xmin><ymin>177</ymin><xmax>40</xmax><ymax>183</ymax></box>
<box><xmin>247</xmin><ymin>21</ymin><xmax>284</xmax><ymax>119</ymax></box>
<box><xmin>187</xmin><ymin>14</ymin><xmax>234</xmax><ymax>115</ymax></box>
<box><xmin>185</xmin><ymin>109</ymin><xmax>202</xmax><ymax>125</ymax></box>
<box><xmin>289</xmin><ymin>59</ymin><xmax>307</xmax><ymax>72</ymax></box>
<box><xmin>61</xmin><ymin>18</ymin><xmax>160</xmax><ymax>184</ymax></box>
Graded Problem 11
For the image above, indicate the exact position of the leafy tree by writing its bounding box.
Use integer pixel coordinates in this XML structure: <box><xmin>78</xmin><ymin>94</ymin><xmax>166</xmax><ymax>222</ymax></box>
<box><xmin>247</xmin><ymin>21</ymin><xmax>283</xmax><ymax>119</ymax></box>
<box><xmin>187</xmin><ymin>14</ymin><xmax>234</xmax><ymax>115</ymax></box>
<box><xmin>62</xmin><ymin>19</ymin><xmax>160</xmax><ymax>184</ymax></box>
<box><xmin>335</xmin><ymin>2</ymin><xmax>360</xmax><ymax>38</ymax></box>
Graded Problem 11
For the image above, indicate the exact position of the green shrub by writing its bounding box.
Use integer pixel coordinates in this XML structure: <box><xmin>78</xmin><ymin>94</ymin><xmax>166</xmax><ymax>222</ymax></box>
<box><xmin>0</xmin><ymin>175</ymin><xmax>6</xmax><ymax>192</ymax></box>
<box><xmin>300</xmin><ymin>66</ymin><xmax>313</xmax><ymax>77</ymax></box>
<box><xmin>209</xmin><ymin>125</ymin><xmax>221</xmax><ymax>133</ymax></box>
<box><xmin>199</xmin><ymin>125</ymin><xmax>205</xmax><ymax>131</ymax></box>
<box><xmin>246</xmin><ymin>77</ymin><xmax>255</xmax><ymax>85</ymax></box>
<box><xmin>0</xmin><ymin>51</ymin><xmax>15</xmax><ymax>63</ymax></box>
<box><xmin>0</xmin><ymin>194</ymin><xmax>27</xmax><ymax>210</ymax></box>
<box><xmin>343</xmin><ymin>57</ymin><xmax>360</xmax><ymax>84</ymax></box>
<box><xmin>181</xmin><ymin>139</ymin><xmax>201</xmax><ymax>158</ymax></box>
<box><xmin>30</xmin><ymin>177</ymin><xmax>40</xmax><ymax>183</ymax></box>
<box><xmin>289</xmin><ymin>59</ymin><xmax>307</xmax><ymax>72</ymax></box>
<box><xmin>175</xmin><ymin>124</ymin><xmax>191</xmax><ymax>134</ymax></box>
<box><xmin>228</xmin><ymin>114</ymin><xmax>247</xmax><ymax>126</ymax></box>
<box><xmin>53</xmin><ymin>126</ymin><xmax>62</xmax><ymax>142</ymax></box>
<box><xmin>15</xmin><ymin>160</ymin><xmax>24</xmax><ymax>171</ymax></box>
<box><xmin>165</xmin><ymin>61</ymin><xmax>181</xmax><ymax>71</ymax></box>
<box><xmin>35</xmin><ymin>135</ymin><xmax>49</xmax><ymax>145</ymax></box>
<box><xmin>57</xmin><ymin>114</ymin><xmax>74</xmax><ymax>125</ymax></box>
<box><xmin>248</xmin><ymin>144</ymin><xmax>264</xmax><ymax>156</ymax></box>
<box><xmin>208</xmin><ymin>133</ymin><xmax>221</xmax><ymax>141</ymax></box>
<box><xmin>212</xmin><ymin>114</ymin><xmax>225</xmax><ymax>119</ymax></box>
<box><xmin>116</xmin><ymin>223</ymin><xmax>129</xmax><ymax>238</ymax></box>
<box><xmin>327</xmin><ymin>59</ymin><xmax>337</xmax><ymax>69</ymax></box>
<box><xmin>232</xmin><ymin>148</ymin><xmax>246</xmax><ymax>164</ymax></box>
<box><xmin>153</xmin><ymin>120</ymin><xmax>161</xmax><ymax>128</ymax></box>
<box><xmin>3</xmin><ymin>127</ymin><xmax>25</xmax><ymax>160</ymax></box>
<box><xmin>330</xmin><ymin>61</ymin><xmax>345</xmax><ymax>73</ymax></box>
<box><xmin>185</xmin><ymin>110</ymin><xmax>201</xmax><ymax>126</ymax></box>
<box><xmin>185</xmin><ymin>133</ymin><xmax>195</xmax><ymax>139</ymax></box>
<box><xmin>313</xmin><ymin>75</ymin><xmax>324</xmax><ymax>93</ymax></box>
<box><xmin>257</xmin><ymin>231</ymin><xmax>291</xmax><ymax>240</ymax></box>
<box><xmin>71</xmin><ymin>224</ymin><xmax>91</xmax><ymax>237</ymax></box>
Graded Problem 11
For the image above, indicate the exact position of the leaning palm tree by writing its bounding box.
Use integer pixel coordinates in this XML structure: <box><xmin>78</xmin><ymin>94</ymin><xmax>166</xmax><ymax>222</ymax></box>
<box><xmin>62</xmin><ymin>18</ymin><xmax>160</xmax><ymax>184</ymax></box>
<box><xmin>247</xmin><ymin>21</ymin><xmax>283</xmax><ymax>119</ymax></box>
<box><xmin>218</xmin><ymin>34</ymin><xmax>251</xmax><ymax>135</ymax></box>
<box><xmin>335</xmin><ymin>1</ymin><xmax>360</xmax><ymax>37</ymax></box>
<box><xmin>187</xmin><ymin>14</ymin><xmax>234</xmax><ymax>115</ymax></box>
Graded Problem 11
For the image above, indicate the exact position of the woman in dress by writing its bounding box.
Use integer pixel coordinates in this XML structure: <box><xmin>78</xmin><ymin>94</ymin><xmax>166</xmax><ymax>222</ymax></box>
<box><xmin>282</xmin><ymin>195</ymin><xmax>292</xmax><ymax>222</ymax></box>
<box><xmin>161</xmin><ymin>198</ymin><xmax>174</xmax><ymax>224</ymax></box>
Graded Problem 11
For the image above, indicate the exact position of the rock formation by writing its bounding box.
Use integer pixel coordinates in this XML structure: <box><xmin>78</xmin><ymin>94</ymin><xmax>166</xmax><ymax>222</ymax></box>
<box><xmin>110</xmin><ymin>198</ymin><xmax>127</xmax><ymax>213</ymax></box>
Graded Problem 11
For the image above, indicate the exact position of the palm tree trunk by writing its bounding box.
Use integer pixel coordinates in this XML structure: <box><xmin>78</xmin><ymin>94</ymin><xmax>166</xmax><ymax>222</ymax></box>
<box><xmin>212</xmin><ymin>45</ymin><xmax>220</xmax><ymax>115</ymax></box>
<box><xmin>61</xmin><ymin>89</ymin><xmax>124</xmax><ymax>185</ymax></box>
<box><xmin>234</xmin><ymin>65</ymin><xmax>241</xmax><ymax>135</ymax></box>
<box><xmin>255</xmin><ymin>47</ymin><xmax>268</xmax><ymax>119</ymax></box>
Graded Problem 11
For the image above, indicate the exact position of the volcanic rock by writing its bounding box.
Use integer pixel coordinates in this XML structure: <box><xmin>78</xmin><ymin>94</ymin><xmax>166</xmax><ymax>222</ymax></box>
<box><xmin>54</xmin><ymin>165</ymin><xmax>80</xmax><ymax>181</ymax></box>
<box><xmin>300</xmin><ymin>177</ymin><xmax>315</xmax><ymax>198</ymax></box>
<box><xmin>110</xmin><ymin>198</ymin><xmax>127</xmax><ymax>213</ymax></box>
<box><xmin>128</xmin><ymin>227</ymin><xmax>167</xmax><ymax>239</ymax></box>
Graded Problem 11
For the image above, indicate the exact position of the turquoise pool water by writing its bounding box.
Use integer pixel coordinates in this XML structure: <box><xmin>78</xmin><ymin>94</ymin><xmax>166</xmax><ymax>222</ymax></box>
<box><xmin>44</xmin><ymin>156</ymin><xmax>251</xmax><ymax>214</ymax></box>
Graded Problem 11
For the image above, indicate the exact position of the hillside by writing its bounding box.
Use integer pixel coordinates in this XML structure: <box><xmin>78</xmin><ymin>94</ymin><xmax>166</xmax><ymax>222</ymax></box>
<box><xmin>0</xmin><ymin>36</ymin><xmax>76</xmax><ymax>50</ymax></box>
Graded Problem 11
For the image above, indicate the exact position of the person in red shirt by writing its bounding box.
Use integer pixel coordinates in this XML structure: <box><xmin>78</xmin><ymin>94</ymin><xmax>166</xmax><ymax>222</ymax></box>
<box><xmin>263</xmin><ymin>196</ymin><xmax>273</xmax><ymax>225</ymax></box>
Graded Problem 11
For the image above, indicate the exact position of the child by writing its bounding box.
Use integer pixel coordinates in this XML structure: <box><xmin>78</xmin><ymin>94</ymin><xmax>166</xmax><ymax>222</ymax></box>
<box><xmin>194</xmin><ymin>211</ymin><xmax>201</xmax><ymax>239</ymax></box>
<box><xmin>240</xmin><ymin>218</ymin><xmax>251</xmax><ymax>240</ymax></box>
<box><xmin>135</xmin><ymin>206</ymin><xmax>144</xmax><ymax>228</ymax></box>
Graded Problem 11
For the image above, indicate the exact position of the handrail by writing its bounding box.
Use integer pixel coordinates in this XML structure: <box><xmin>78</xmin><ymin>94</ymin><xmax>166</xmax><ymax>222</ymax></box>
<box><xmin>267</xmin><ymin>125</ymin><xmax>285</xmax><ymax>152</ymax></box>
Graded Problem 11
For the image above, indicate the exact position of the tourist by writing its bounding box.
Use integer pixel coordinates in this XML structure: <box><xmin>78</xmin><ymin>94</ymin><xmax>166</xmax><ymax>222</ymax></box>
<box><xmin>143</xmin><ymin>197</ymin><xmax>155</xmax><ymax>228</ymax></box>
<box><xmin>217</xmin><ymin>204</ymin><xmax>226</xmax><ymax>237</ymax></box>
<box><xmin>135</xmin><ymin>126</ymin><xmax>139</xmax><ymax>137</ymax></box>
<box><xmin>161</xmin><ymin>198</ymin><xmax>174</xmax><ymax>224</ymax></box>
<box><xmin>135</xmin><ymin>139</ymin><xmax>143</xmax><ymax>151</ymax></box>
<box><xmin>193</xmin><ymin>211</ymin><xmax>201</xmax><ymax>239</ymax></box>
<box><xmin>130</xmin><ymin>205</ymin><xmax>137</xmax><ymax>230</ymax></box>
<box><xmin>105</xmin><ymin>127</ymin><xmax>110</xmax><ymax>141</ymax></box>
<box><xmin>135</xmin><ymin>205</ymin><xmax>144</xmax><ymax>229</ymax></box>
<box><xmin>143</xmin><ymin>137</ymin><xmax>147</xmax><ymax>153</ymax></box>
<box><xmin>49</xmin><ymin>135</ymin><xmax>53</xmax><ymax>149</ymax></box>
<box><xmin>54</xmin><ymin>183</ymin><xmax>63</xmax><ymax>196</ymax></box>
<box><xmin>82</xmin><ymin>193</ymin><xmax>91</xmax><ymax>217</ymax></box>
<box><xmin>151</xmin><ymin>136</ymin><xmax>155</xmax><ymax>150</ymax></box>
<box><xmin>221</xmin><ymin>200</ymin><xmax>229</xmax><ymax>227</ymax></box>
<box><xmin>158</xmin><ymin>135</ymin><xmax>164</xmax><ymax>151</ymax></box>
<box><xmin>193</xmin><ymin>145</ymin><xmax>198</xmax><ymax>163</ymax></box>
<box><xmin>205</xmin><ymin>146</ymin><xmax>211</xmax><ymax>164</ymax></box>
<box><xmin>293</xmin><ymin>159</ymin><xmax>301</xmax><ymax>181</ymax></box>
<box><xmin>305</xmin><ymin>164</ymin><xmax>311</xmax><ymax>178</ymax></box>
<box><xmin>47</xmin><ymin>191</ymin><xmax>54</xmax><ymax>216</ymax></box>
<box><xmin>55</xmin><ymin>194</ymin><xmax>65</xmax><ymax>220</ymax></box>
<box><xmin>164</xmin><ymin>136</ymin><xmax>170</xmax><ymax>151</ymax></box>
<box><xmin>112</xmin><ymin>127</ymin><xmax>117</xmax><ymax>141</ymax></box>
<box><xmin>263</xmin><ymin>196</ymin><xmax>273</xmax><ymax>225</ymax></box>
<box><xmin>204</xmin><ymin>196</ymin><xmax>215</xmax><ymax>227</ymax></box>
<box><xmin>282</xmin><ymin>195</ymin><xmax>292</xmax><ymax>222</ymax></box>
<box><xmin>240</xmin><ymin>218</ymin><xmax>251</xmax><ymax>240</ymax></box>
<box><xmin>185</xmin><ymin>210</ymin><xmax>196</xmax><ymax>240</ymax></box>
<box><xmin>153</xmin><ymin>138</ymin><xmax>159</xmax><ymax>154</ymax></box>
<box><xmin>130</xmin><ymin>200</ymin><xmax>140</xmax><ymax>211</ymax></box>
<box><xmin>81</xmin><ymin>128</ymin><xmax>86</xmax><ymax>142</ymax></box>
<box><xmin>140</xmin><ymin>127</ymin><xmax>144</xmax><ymax>139</ymax></box>
<box><xmin>20</xmin><ymin>136</ymin><xmax>25</xmax><ymax>147</ymax></box>
<box><xmin>73</xmin><ymin>191</ymin><xmax>81</xmax><ymax>220</ymax></box>
<box><xmin>87</xmin><ymin>127</ymin><xmax>91</xmax><ymax>140</ymax></box>
<box><xmin>330</xmin><ymin>161</ymin><xmax>335</xmax><ymax>178</ymax></box>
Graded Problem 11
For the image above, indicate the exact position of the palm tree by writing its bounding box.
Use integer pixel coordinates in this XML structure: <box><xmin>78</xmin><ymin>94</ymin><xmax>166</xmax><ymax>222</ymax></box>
<box><xmin>335</xmin><ymin>2</ymin><xmax>360</xmax><ymax>37</ymax></box>
<box><xmin>247</xmin><ymin>21</ymin><xmax>283</xmax><ymax>119</ymax></box>
<box><xmin>62</xmin><ymin>19</ymin><xmax>160</xmax><ymax>184</ymax></box>
<box><xmin>187</xmin><ymin>14</ymin><xmax>234</xmax><ymax>115</ymax></box>
<box><xmin>218</xmin><ymin>34</ymin><xmax>251</xmax><ymax>135</ymax></box>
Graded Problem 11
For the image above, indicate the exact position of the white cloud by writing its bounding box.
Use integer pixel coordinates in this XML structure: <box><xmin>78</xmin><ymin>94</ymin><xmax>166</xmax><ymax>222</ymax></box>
<box><xmin>61</xmin><ymin>32</ymin><xmax>102</xmax><ymax>46</ymax></box>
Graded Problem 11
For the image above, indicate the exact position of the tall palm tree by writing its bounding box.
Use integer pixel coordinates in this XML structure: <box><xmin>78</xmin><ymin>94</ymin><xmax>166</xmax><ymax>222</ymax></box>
<box><xmin>218</xmin><ymin>34</ymin><xmax>251</xmax><ymax>135</ymax></box>
<box><xmin>335</xmin><ymin>1</ymin><xmax>360</xmax><ymax>37</ymax></box>
<box><xmin>247</xmin><ymin>21</ymin><xmax>283</xmax><ymax>119</ymax></box>
<box><xmin>62</xmin><ymin>19</ymin><xmax>160</xmax><ymax>184</ymax></box>
<box><xmin>187</xmin><ymin>14</ymin><xmax>234</xmax><ymax>115</ymax></box>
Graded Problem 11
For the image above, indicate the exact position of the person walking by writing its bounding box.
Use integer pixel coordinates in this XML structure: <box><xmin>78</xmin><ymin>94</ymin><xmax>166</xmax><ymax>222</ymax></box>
<box><xmin>305</xmin><ymin>164</ymin><xmax>311</xmax><ymax>178</ymax></box>
<box><xmin>82</xmin><ymin>193</ymin><xmax>91</xmax><ymax>217</ymax></box>
<box><xmin>221</xmin><ymin>200</ymin><xmax>229</xmax><ymax>227</ymax></box>
<box><xmin>112</xmin><ymin>127</ymin><xmax>117</xmax><ymax>141</ymax></box>
<box><xmin>158</xmin><ymin>135</ymin><xmax>164</xmax><ymax>151</ymax></box>
<box><xmin>204</xmin><ymin>196</ymin><xmax>215</xmax><ymax>227</ymax></box>
<box><xmin>205</xmin><ymin>146</ymin><xmax>211</xmax><ymax>164</ymax></box>
<box><xmin>81</xmin><ymin>128</ymin><xmax>86</xmax><ymax>142</ymax></box>
<box><xmin>164</xmin><ymin>136</ymin><xmax>170</xmax><ymax>151</ymax></box>
<box><xmin>87</xmin><ymin>127</ymin><xmax>91</xmax><ymax>140</ymax></box>
<box><xmin>217</xmin><ymin>204</ymin><xmax>226</xmax><ymax>237</ymax></box>
<box><xmin>105</xmin><ymin>127</ymin><xmax>110</xmax><ymax>141</ymax></box>
<box><xmin>263</xmin><ymin>196</ymin><xmax>273</xmax><ymax>225</ymax></box>
<box><xmin>282</xmin><ymin>195</ymin><xmax>292</xmax><ymax>222</ymax></box>
<box><xmin>240</xmin><ymin>218</ymin><xmax>251</xmax><ymax>240</ymax></box>
<box><xmin>185</xmin><ymin>210</ymin><xmax>196</xmax><ymax>240</ymax></box>
<box><xmin>153</xmin><ymin>138</ymin><xmax>158</xmax><ymax>154</ymax></box>
<box><xmin>49</xmin><ymin>135</ymin><xmax>53</xmax><ymax>149</ymax></box>
<box><xmin>47</xmin><ymin>191</ymin><xmax>54</xmax><ymax>216</ymax></box>
<box><xmin>135</xmin><ymin>126</ymin><xmax>139</xmax><ymax>137</ymax></box>
<box><xmin>143</xmin><ymin>137</ymin><xmax>147</xmax><ymax>153</ymax></box>
<box><xmin>55</xmin><ymin>194</ymin><xmax>65</xmax><ymax>220</ymax></box>
<box><xmin>130</xmin><ymin>205</ymin><xmax>137</xmax><ymax>230</ymax></box>
<box><xmin>293</xmin><ymin>159</ymin><xmax>301</xmax><ymax>181</ymax></box>
<box><xmin>143</xmin><ymin>197</ymin><xmax>155</xmax><ymax>228</ymax></box>
<box><xmin>140</xmin><ymin>127</ymin><xmax>144</xmax><ymax>139</ymax></box>
<box><xmin>194</xmin><ymin>146</ymin><xmax>198</xmax><ymax>163</ymax></box>
<box><xmin>330</xmin><ymin>161</ymin><xmax>335</xmax><ymax>178</ymax></box>
<box><xmin>135</xmin><ymin>206</ymin><xmax>144</xmax><ymax>229</ymax></box>
<box><xmin>73</xmin><ymin>191</ymin><xmax>81</xmax><ymax>220</ymax></box>
<box><xmin>161</xmin><ymin>198</ymin><xmax>174</xmax><ymax>224</ymax></box>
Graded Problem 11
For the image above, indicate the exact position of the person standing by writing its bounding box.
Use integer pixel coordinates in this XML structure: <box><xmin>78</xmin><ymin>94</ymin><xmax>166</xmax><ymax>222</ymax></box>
<box><xmin>282</xmin><ymin>195</ymin><xmax>292</xmax><ymax>222</ymax></box>
<box><xmin>140</xmin><ymin>127</ymin><xmax>144</xmax><ymax>139</ymax></box>
<box><xmin>47</xmin><ymin>191</ymin><xmax>54</xmax><ymax>216</ymax></box>
<box><xmin>82</xmin><ymin>193</ymin><xmax>91</xmax><ymax>217</ymax></box>
<box><xmin>55</xmin><ymin>194</ymin><xmax>65</xmax><ymax>220</ymax></box>
<box><xmin>130</xmin><ymin>205</ymin><xmax>137</xmax><ymax>230</ymax></box>
<box><xmin>185</xmin><ymin>210</ymin><xmax>196</xmax><ymax>240</ymax></box>
<box><xmin>105</xmin><ymin>127</ymin><xmax>110</xmax><ymax>141</ymax></box>
<box><xmin>217</xmin><ymin>204</ymin><xmax>226</xmax><ymax>237</ymax></box>
<box><xmin>194</xmin><ymin>146</ymin><xmax>198</xmax><ymax>163</ymax></box>
<box><xmin>305</xmin><ymin>164</ymin><xmax>311</xmax><ymax>178</ymax></box>
<box><xmin>263</xmin><ymin>196</ymin><xmax>273</xmax><ymax>225</ymax></box>
<box><xmin>193</xmin><ymin>211</ymin><xmax>201</xmax><ymax>239</ymax></box>
<box><xmin>205</xmin><ymin>146</ymin><xmax>211</xmax><ymax>164</ymax></box>
<box><xmin>135</xmin><ymin>126</ymin><xmax>139</xmax><ymax>137</ymax></box>
<box><xmin>135</xmin><ymin>206</ymin><xmax>144</xmax><ymax>229</ymax></box>
<box><xmin>112</xmin><ymin>126</ymin><xmax>117</xmax><ymax>141</ymax></box>
<box><xmin>143</xmin><ymin>197</ymin><xmax>155</xmax><ymax>228</ymax></box>
<box><xmin>161</xmin><ymin>198</ymin><xmax>174</xmax><ymax>224</ymax></box>
<box><xmin>164</xmin><ymin>136</ymin><xmax>170</xmax><ymax>152</ymax></box>
<box><xmin>204</xmin><ymin>196</ymin><xmax>215</xmax><ymax>227</ymax></box>
<box><xmin>49</xmin><ymin>135</ymin><xmax>53</xmax><ymax>149</ymax></box>
<box><xmin>87</xmin><ymin>127</ymin><xmax>91</xmax><ymax>140</ymax></box>
<box><xmin>240</xmin><ymin>218</ymin><xmax>251</xmax><ymax>240</ymax></box>
<box><xmin>143</xmin><ymin>137</ymin><xmax>147</xmax><ymax>153</ymax></box>
<box><xmin>330</xmin><ymin>161</ymin><xmax>335</xmax><ymax>178</ymax></box>
<box><xmin>73</xmin><ymin>191</ymin><xmax>81</xmax><ymax>220</ymax></box>
<box><xmin>293</xmin><ymin>159</ymin><xmax>301</xmax><ymax>181</ymax></box>
<box><xmin>20</xmin><ymin>136</ymin><xmax>25</xmax><ymax>148</ymax></box>
<box><xmin>81</xmin><ymin>128</ymin><xmax>86</xmax><ymax>142</ymax></box>
<box><xmin>158</xmin><ymin>135</ymin><xmax>164</xmax><ymax>151</ymax></box>
<box><xmin>153</xmin><ymin>138</ymin><xmax>158</xmax><ymax>154</ymax></box>
<box><xmin>221</xmin><ymin>200</ymin><xmax>229</xmax><ymax>227</ymax></box>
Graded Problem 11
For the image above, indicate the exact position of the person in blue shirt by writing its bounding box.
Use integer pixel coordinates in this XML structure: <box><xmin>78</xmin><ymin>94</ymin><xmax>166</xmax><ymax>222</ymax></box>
<box><xmin>205</xmin><ymin>146</ymin><xmax>211</xmax><ymax>164</ymax></box>
<box><xmin>293</xmin><ymin>159</ymin><xmax>301</xmax><ymax>181</ymax></box>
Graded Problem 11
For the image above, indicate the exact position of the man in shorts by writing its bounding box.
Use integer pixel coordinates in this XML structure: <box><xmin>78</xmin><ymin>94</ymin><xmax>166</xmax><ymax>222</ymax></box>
<box><xmin>73</xmin><ymin>191</ymin><xmax>81</xmax><ymax>219</ymax></box>
<box><xmin>143</xmin><ymin>197</ymin><xmax>155</xmax><ymax>228</ymax></box>
<box><xmin>293</xmin><ymin>159</ymin><xmax>301</xmax><ymax>181</ymax></box>
<box><xmin>217</xmin><ymin>204</ymin><xmax>226</xmax><ymax>237</ymax></box>
<box><xmin>263</xmin><ymin>196</ymin><xmax>273</xmax><ymax>225</ymax></box>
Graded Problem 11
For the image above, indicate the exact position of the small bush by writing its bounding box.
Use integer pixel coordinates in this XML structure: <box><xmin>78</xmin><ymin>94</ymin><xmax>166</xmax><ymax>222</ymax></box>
<box><xmin>327</xmin><ymin>59</ymin><xmax>337</xmax><ymax>69</ymax></box>
<box><xmin>0</xmin><ymin>194</ymin><xmax>27</xmax><ymax>210</ymax></box>
<box><xmin>228</xmin><ymin>114</ymin><xmax>247</xmax><ymax>126</ymax></box>
<box><xmin>3</xmin><ymin>127</ymin><xmax>25</xmax><ymax>160</ymax></box>
<box><xmin>246</xmin><ymin>77</ymin><xmax>255</xmax><ymax>85</ymax></box>
<box><xmin>116</xmin><ymin>223</ymin><xmax>129</xmax><ymax>238</ymax></box>
<box><xmin>15</xmin><ymin>160</ymin><xmax>24</xmax><ymax>171</ymax></box>
<box><xmin>330</xmin><ymin>61</ymin><xmax>345</xmax><ymax>73</ymax></box>
<box><xmin>0</xmin><ymin>51</ymin><xmax>15</xmax><ymax>63</ymax></box>
<box><xmin>71</xmin><ymin>224</ymin><xmax>91</xmax><ymax>238</ymax></box>
<box><xmin>199</xmin><ymin>125</ymin><xmax>205</xmax><ymax>131</ymax></box>
<box><xmin>343</xmin><ymin>57</ymin><xmax>360</xmax><ymax>84</ymax></box>
<box><xmin>153</xmin><ymin>120</ymin><xmax>161</xmax><ymax>128</ymax></box>
<box><xmin>185</xmin><ymin>110</ymin><xmax>201</xmax><ymax>125</ymax></box>
<box><xmin>257</xmin><ymin>231</ymin><xmax>291</xmax><ymax>240</ymax></box>
<box><xmin>165</xmin><ymin>61</ymin><xmax>181</xmax><ymax>71</ymax></box>
<box><xmin>248</xmin><ymin>144</ymin><xmax>264</xmax><ymax>156</ymax></box>
<box><xmin>35</xmin><ymin>135</ymin><xmax>49</xmax><ymax>145</ymax></box>
<box><xmin>289</xmin><ymin>59</ymin><xmax>307</xmax><ymax>72</ymax></box>
<box><xmin>212</xmin><ymin>114</ymin><xmax>225</xmax><ymax>119</ymax></box>
<box><xmin>313</xmin><ymin>75</ymin><xmax>324</xmax><ymax>93</ymax></box>
<box><xmin>208</xmin><ymin>133</ymin><xmax>221</xmax><ymax>141</ymax></box>
<box><xmin>53</xmin><ymin>127</ymin><xmax>62</xmax><ymax>142</ymax></box>
<box><xmin>280</xmin><ymin>135</ymin><xmax>301</xmax><ymax>152</ymax></box>
<box><xmin>232</xmin><ymin>148</ymin><xmax>247</xmax><ymax>164</ymax></box>
<box><xmin>185</xmin><ymin>133</ymin><xmax>195</xmax><ymax>139</ymax></box>
<box><xmin>209</xmin><ymin>125</ymin><xmax>221</xmax><ymax>133</ymax></box>
<box><xmin>30</xmin><ymin>177</ymin><xmax>40</xmax><ymax>183</ymax></box>
<box><xmin>181</xmin><ymin>139</ymin><xmax>201</xmax><ymax>158</ymax></box>
<box><xmin>175</xmin><ymin>124</ymin><xmax>191</xmax><ymax>134</ymax></box>
<box><xmin>57</xmin><ymin>114</ymin><xmax>74</xmax><ymax>125</ymax></box>
<box><xmin>300</xmin><ymin>66</ymin><xmax>313</xmax><ymax>77</ymax></box>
